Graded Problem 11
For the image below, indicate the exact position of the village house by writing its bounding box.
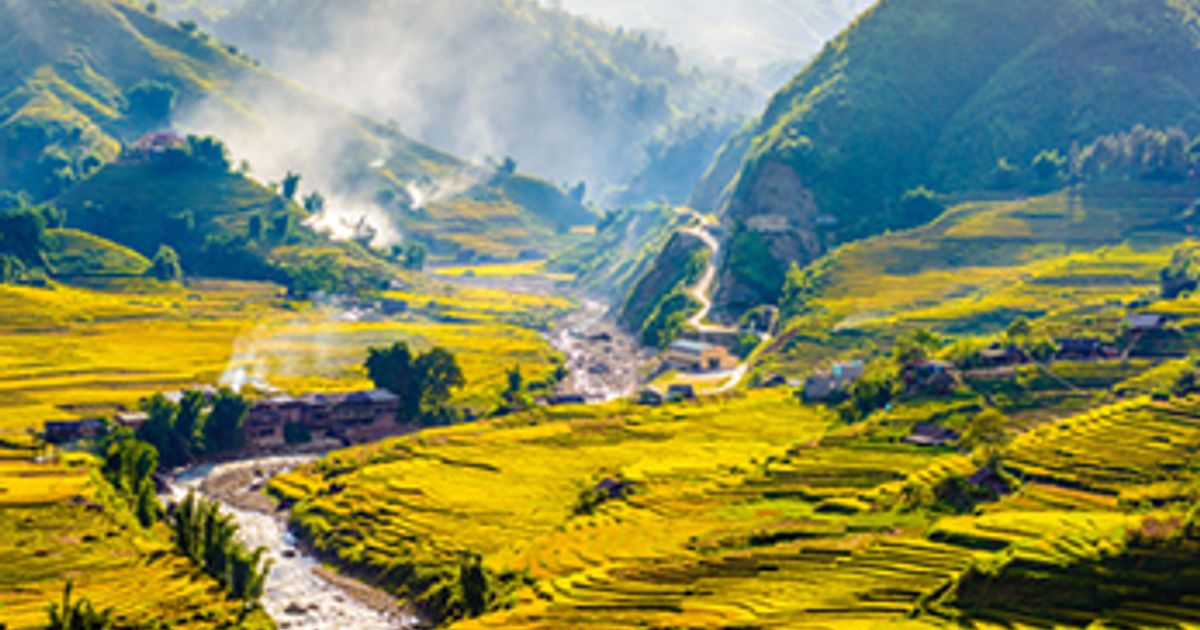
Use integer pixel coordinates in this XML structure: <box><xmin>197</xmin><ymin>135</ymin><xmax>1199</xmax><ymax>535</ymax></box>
<box><xmin>977</xmin><ymin>345</ymin><xmax>1029</xmax><ymax>368</ymax></box>
<box><xmin>121</xmin><ymin>131</ymin><xmax>186</xmax><ymax>163</ymax></box>
<box><xmin>1056</xmin><ymin>338</ymin><xmax>1116</xmax><ymax>361</ymax></box>
<box><xmin>667</xmin><ymin>383</ymin><xmax>697</xmax><ymax>402</ymax></box>
<box><xmin>803</xmin><ymin>361</ymin><xmax>865</xmax><ymax>402</ymax></box>
<box><xmin>902</xmin><ymin>360</ymin><xmax>959</xmax><ymax>396</ymax></box>
<box><xmin>638</xmin><ymin>387</ymin><xmax>666</xmax><ymax>406</ymax></box>
<box><xmin>903</xmin><ymin>422</ymin><xmax>961</xmax><ymax>447</ymax></box>
<box><xmin>663</xmin><ymin>339</ymin><xmax>739</xmax><ymax>373</ymax></box>
<box><xmin>1123</xmin><ymin>313</ymin><xmax>1167</xmax><ymax>333</ymax></box>
<box><xmin>243</xmin><ymin>389</ymin><xmax>403</xmax><ymax>450</ymax></box>
<box><xmin>43</xmin><ymin>419</ymin><xmax>106</xmax><ymax>445</ymax></box>
<box><xmin>114</xmin><ymin>411</ymin><xmax>150</xmax><ymax>432</ymax></box>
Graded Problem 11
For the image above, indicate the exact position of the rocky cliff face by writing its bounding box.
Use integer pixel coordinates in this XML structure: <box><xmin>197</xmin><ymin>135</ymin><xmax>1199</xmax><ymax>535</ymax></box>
<box><xmin>698</xmin><ymin>0</ymin><xmax>1200</xmax><ymax>316</ymax></box>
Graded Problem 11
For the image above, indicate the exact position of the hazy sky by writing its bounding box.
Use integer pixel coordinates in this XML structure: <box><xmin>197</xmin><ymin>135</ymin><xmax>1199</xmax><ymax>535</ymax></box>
<box><xmin>544</xmin><ymin>0</ymin><xmax>875</xmax><ymax>70</ymax></box>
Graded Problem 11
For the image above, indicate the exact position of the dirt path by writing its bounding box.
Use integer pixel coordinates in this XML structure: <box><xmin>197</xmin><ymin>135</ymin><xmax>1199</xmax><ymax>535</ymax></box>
<box><xmin>679</xmin><ymin>211</ymin><xmax>739</xmax><ymax>335</ymax></box>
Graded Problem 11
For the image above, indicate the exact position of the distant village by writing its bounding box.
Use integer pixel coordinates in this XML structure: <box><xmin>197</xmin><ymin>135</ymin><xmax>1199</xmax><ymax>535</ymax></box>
<box><xmin>42</xmin><ymin>302</ymin><xmax>1178</xmax><ymax>458</ymax></box>
<box><xmin>800</xmin><ymin>312</ymin><xmax>1182</xmax><ymax>447</ymax></box>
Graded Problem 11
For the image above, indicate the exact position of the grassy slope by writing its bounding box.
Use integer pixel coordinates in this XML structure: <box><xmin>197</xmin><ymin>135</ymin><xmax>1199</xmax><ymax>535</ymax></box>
<box><xmin>552</xmin><ymin>205</ymin><xmax>686</xmax><ymax>303</ymax></box>
<box><xmin>43</xmin><ymin>228</ymin><xmax>151</xmax><ymax>276</ymax></box>
<box><xmin>695</xmin><ymin>0</ymin><xmax>1200</xmax><ymax>306</ymax></box>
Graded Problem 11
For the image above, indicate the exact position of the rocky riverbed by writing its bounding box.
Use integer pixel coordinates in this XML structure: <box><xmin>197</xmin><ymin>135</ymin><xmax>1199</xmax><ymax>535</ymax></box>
<box><xmin>172</xmin><ymin>458</ymin><xmax>420</xmax><ymax>630</ymax></box>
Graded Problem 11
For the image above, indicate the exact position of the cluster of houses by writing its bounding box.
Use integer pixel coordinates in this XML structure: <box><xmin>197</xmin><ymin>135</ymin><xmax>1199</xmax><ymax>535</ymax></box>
<box><xmin>663</xmin><ymin>339</ymin><xmax>739</xmax><ymax>373</ymax></box>
<box><xmin>802</xmin><ymin>312</ymin><xmax>1181</xmax><ymax>404</ymax></box>
<box><xmin>241</xmin><ymin>390</ymin><xmax>404</xmax><ymax>450</ymax></box>
<box><xmin>41</xmin><ymin>386</ymin><xmax>408</xmax><ymax>452</ymax></box>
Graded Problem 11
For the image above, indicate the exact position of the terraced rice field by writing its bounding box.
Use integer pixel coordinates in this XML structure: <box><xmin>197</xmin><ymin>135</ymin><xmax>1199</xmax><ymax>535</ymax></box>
<box><xmin>273</xmin><ymin>379</ymin><xmax>1200</xmax><ymax>629</ymax></box>
<box><xmin>0</xmin><ymin>452</ymin><xmax>268</xmax><ymax>629</ymax></box>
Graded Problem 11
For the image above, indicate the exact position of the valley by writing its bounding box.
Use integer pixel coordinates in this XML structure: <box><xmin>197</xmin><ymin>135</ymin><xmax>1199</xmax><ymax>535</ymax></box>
<box><xmin>4</xmin><ymin>0</ymin><xmax>1200</xmax><ymax>628</ymax></box>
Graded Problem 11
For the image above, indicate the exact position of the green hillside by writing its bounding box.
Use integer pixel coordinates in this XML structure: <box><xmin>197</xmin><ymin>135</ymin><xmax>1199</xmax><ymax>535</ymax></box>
<box><xmin>53</xmin><ymin>145</ymin><xmax>407</xmax><ymax>291</ymax></box>
<box><xmin>695</xmin><ymin>0</ymin><xmax>1200</xmax><ymax>311</ymax></box>
<box><xmin>553</xmin><ymin>204</ymin><xmax>687</xmax><ymax>303</ymax></box>
<box><xmin>0</xmin><ymin>0</ymin><xmax>592</xmax><ymax>261</ymax></box>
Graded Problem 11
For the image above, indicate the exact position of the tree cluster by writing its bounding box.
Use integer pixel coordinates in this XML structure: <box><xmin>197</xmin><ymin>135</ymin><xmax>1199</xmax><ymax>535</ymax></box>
<box><xmin>100</xmin><ymin>438</ymin><xmax>160</xmax><ymax>528</ymax></box>
<box><xmin>134</xmin><ymin>389</ymin><xmax>249</xmax><ymax>469</ymax></box>
<box><xmin>365</xmin><ymin>342</ymin><xmax>465</xmax><ymax>424</ymax></box>
<box><xmin>1162</xmin><ymin>246</ymin><xmax>1200</xmax><ymax>300</ymax></box>
<box><xmin>45</xmin><ymin>581</ymin><xmax>134</xmax><ymax>630</ymax></box>
<box><xmin>172</xmin><ymin>491</ymin><xmax>271</xmax><ymax>602</ymax></box>
<box><xmin>1071</xmin><ymin>126</ymin><xmax>1197</xmax><ymax>183</ymax></box>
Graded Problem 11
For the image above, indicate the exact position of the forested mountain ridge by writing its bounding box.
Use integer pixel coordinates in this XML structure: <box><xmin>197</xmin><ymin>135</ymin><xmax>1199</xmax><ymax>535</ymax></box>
<box><xmin>695</xmin><ymin>0</ymin><xmax>1200</xmax><ymax>313</ymax></box>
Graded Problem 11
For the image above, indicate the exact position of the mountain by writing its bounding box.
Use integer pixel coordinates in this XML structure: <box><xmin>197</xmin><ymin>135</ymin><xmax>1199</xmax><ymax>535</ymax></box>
<box><xmin>694</xmin><ymin>0</ymin><xmax>1200</xmax><ymax>313</ymax></box>
<box><xmin>163</xmin><ymin>0</ymin><xmax>760</xmax><ymax>191</ymax></box>
<box><xmin>1</xmin><ymin>0</ymin><xmax>591</xmax><ymax>263</ymax></box>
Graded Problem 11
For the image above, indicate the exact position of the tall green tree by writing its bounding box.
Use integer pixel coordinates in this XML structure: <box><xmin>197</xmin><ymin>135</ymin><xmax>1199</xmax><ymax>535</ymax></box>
<box><xmin>148</xmin><ymin>245</ymin><xmax>183</xmax><ymax>282</ymax></box>
<box><xmin>203</xmin><ymin>390</ymin><xmax>248</xmax><ymax>454</ymax></box>
<box><xmin>415</xmin><ymin>347</ymin><xmax>465</xmax><ymax>409</ymax></box>
<box><xmin>365</xmin><ymin>343</ymin><xmax>465</xmax><ymax>422</ymax></box>
<box><xmin>282</xmin><ymin>171</ymin><xmax>301</xmax><ymax>201</ymax></box>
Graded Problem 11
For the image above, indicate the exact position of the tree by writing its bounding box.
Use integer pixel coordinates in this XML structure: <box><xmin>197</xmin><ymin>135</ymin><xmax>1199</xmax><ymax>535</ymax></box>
<box><xmin>302</xmin><ymin>192</ymin><xmax>325</xmax><ymax>214</ymax></box>
<box><xmin>1030</xmin><ymin>149</ymin><xmax>1066</xmax><ymax>190</ymax></box>
<box><xmin>282</xmin><ymin>171</ymin><xmax>301</xmax><ymax>201</ymax></box>
<box><xmin>893</xmin><ymin>329</ymin><xmax>940</xmax><ymax>366</ymax></box>
<box><xmin>1162</xmin><ymin>247</ymin><xmax>1200</xmax><ymax>299</ymax></box>
<box><xmin>174</xmin><ymin>390</ymin><xmax>204</xmax><ymax>458</ymax></box>
<box><xmin>271</xmin><ymin>213</ymin><xmax>293</xmax><ymax>240</ymax></box>
<box><xmin>247</xmin><ymin>214</ymin><xmax>265</xmax><ymax>242</ymax></box>
<box><xmin>0</xmin><ymin>254</ymin><xmax>25</xmax><ymax>284</ymax></box>
<box><xmin>1005</xmin><ymin>316</ymin><xmax>1033</xmax><ymax>343</ymax></box>
<box><xmin>0</xmin><ymin>206</ymin><xmax>48</xmax><ymax>265</ymax></box>
<box><xmin>366</xmin><ymin>343</ymin><xmax>419</xmax><ymax>420</ymax></box>
<box><xmin>779</xmin><ymin>262</ymin><xmax>813</xmax><ymax>320</ymax></box>
<box><xmin>148</xmin><ymin>244</ymin><xmax>183</xmax><ymax>282</ymax></box>
<box><xmin>186</xmin><ymin>135</ymin><xmax>230</xmax><ymax>172</ymax></box>
<box><xmin>963</xmin><ymin>408</ymin><xmax>1010</xmax><ymax>458</ymax></box>
<box><xmin>47</xmin><ymin>581</ymin><xmax>118</xmax><ymax>630</ymax></box>
<box><xmin>203</xmin><ymin>390</ymin><xmax>248</xmax><ymax>453</ymax></box>
<box><xmin>124</xmin><ymin>80</ymin><xmax>176</xmax><ymax>124</ymax></box>
<box><xmin>403</xmin><ymin>242</ymin><xmax>428</xmax><ymax>271</ymax></box>
<box><xmin>502</xmin><ymin>365</ymin><xmax>524</xmax><ymax>408</ymax></box>
<box><xmin>990</xmin><ymin>158</ymin><xmax>1020</xmax><ymax>190</ymax></box>
<box><xmin>898</xmin><ymin>186</ymin><xmax>945</xmax><ymax>226</ymax></box>
<box><xmin>366</xmin><ymin>343</ymin><xmax>465</xmax><ymax>423</ymax></box>
<box><xmin>415</xmin><ymin>348</ymin><xmax>464</xmax><ymax>411</ymax></box>
<box><xmin>351</xmin><ymin>216</ymin><xmax>377</xmax><ymax>248</ymax></box>
<box><xmin>101</xmin><ymin>438</ymin><xmax>160</xmax><ymax>526</ymax></box>
<box><xmin>136</xmin><ymin>394</ymin><xmax>186</xmax><ymax>468</ymax></box>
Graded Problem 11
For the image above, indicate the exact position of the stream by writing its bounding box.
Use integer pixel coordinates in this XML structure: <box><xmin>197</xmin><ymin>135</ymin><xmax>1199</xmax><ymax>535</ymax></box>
<box><xmin>171</xmin><ymin>459</ymin><xmax>419</xmax><ymax>630</ymax></box>
<box><xmin>163</xmin><ymin>295</ymin><xmax>645</xmax><ymax>629</ymax></box>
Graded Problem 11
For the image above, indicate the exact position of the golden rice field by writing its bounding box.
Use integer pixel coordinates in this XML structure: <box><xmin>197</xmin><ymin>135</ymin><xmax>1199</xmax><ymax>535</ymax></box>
<box><xmin>0</xmin><ymin>272</ymin><xmax>572</xmax><ymax>629</ymax></box>
<box><xmin>0</xmin><ymin>450</ymin><xmax>272</xmax><ymax>629</ymax></box>
<box><xmin>0</xmin><ymin>275</ymin><xmax>570</xmax><ymax>440</ymax></box>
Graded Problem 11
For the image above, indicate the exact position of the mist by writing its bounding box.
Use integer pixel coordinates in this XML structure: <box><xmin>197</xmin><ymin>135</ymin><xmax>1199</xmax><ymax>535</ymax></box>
<box><xmin>543</xmin><ymin>0</ymin><xmax>875</xmax><ymax>73</ymax></box>
<box><xmin>170</xmin><ymin>0</ymin><xmax>760</xmax><ymax>192</ymax></box>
